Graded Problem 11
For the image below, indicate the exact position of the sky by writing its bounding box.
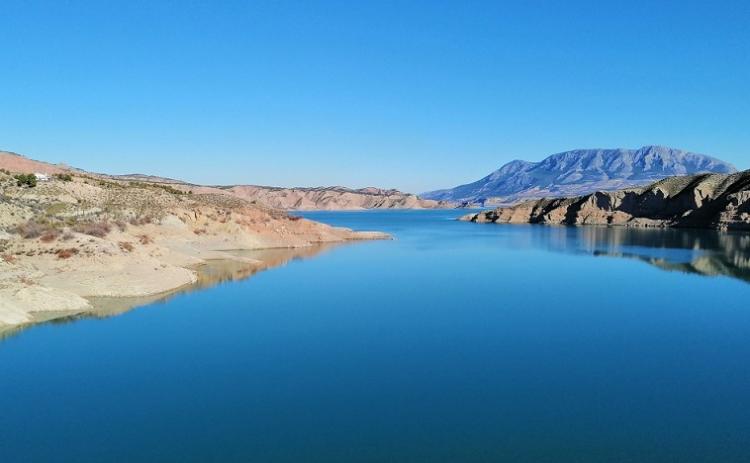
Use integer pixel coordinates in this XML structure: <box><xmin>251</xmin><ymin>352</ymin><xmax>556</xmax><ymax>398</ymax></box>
<box><xmin>1</xmin><ymin>0</ymin><xmax>748</xmax><ymax>192</ymax></box>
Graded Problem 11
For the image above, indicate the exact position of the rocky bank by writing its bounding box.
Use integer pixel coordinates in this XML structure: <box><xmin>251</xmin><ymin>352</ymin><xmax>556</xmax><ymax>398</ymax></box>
<box><xmin>461</xmin><ymin>170</ymin><xmax>750</xmax><ymax>231</ymax></box>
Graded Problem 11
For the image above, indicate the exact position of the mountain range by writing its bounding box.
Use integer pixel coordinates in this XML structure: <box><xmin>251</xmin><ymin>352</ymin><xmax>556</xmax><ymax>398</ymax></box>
<box><xmin>0</xmin><ymin>151</ymin><xmax>450</xmax><ymax>210</ymax></box>
<box><xmin>423</xmin><ymin>146</ymin><xmax>736</xmax><ymax>206</ymax></box>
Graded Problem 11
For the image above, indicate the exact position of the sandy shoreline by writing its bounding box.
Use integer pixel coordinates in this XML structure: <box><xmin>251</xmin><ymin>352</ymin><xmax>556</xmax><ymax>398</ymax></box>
<box><xmin>0</xmin><ymin>244</ymin><xmax>354</xmax><ymax>340</ymax></box>
<box><xmin>0</xmin><ymin>234</ymin><xmax>386</xmax><ymax>335</ymax></box>
<box><xmin>0</xmin><ymin>154</ymin><xmax>389</xmax><ymax>334</ymax></box>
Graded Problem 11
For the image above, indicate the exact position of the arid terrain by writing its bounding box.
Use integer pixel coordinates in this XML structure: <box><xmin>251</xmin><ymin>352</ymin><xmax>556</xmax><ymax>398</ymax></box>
<box><xmin>462</xmin><ymin>170</ymin><xmax>750</xmax><ymax>230</ymax></box>
<box><xmin>426</xmin><ymin>146</ymin><xmax>736</xmax><ymax>206</ymax></box>
<box><xmin>109</xmin><ymin>172</ymin><xmax>451</xmax><ymax>210</ymax></box>
<box><xmin>225</xmin><ymin>185</ymin><xmax>453</xmax><ymax>210</ymax></box>
<box><xmin>0</xmin><ymin>151</ymin><xmax>388</xmax><ymax>329</ymax></box>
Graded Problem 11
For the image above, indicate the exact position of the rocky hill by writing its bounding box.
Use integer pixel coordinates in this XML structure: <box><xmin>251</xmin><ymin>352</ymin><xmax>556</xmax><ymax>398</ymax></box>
<box><xmin>227</xmin><ymin>185</ymin><xmax>452</xmax><ymax>210</ymax></box>
<box><xmin>425</xmin><ymin>146</ymin><xmax>736</xmax><ymax>205</ymax></box>
<box><xmin>461</xmin><ymin>170</ymin><xmax>750</xmax><ymax>230</ymax></box>
<box><xmin>1</xmin><ymin>150</ymin><xmax>451</xmax><ymax>210</ymax></box>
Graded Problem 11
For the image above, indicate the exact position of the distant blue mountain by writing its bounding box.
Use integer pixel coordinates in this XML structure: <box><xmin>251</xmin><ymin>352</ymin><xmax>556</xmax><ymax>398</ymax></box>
<box><xmin>422</xmin><ymin>146</ymin><xmax>737</xmax><ymax>205</ymax></box>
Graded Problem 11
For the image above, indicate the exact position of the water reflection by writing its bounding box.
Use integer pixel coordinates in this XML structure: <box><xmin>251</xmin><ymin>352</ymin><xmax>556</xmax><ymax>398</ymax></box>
<box><xmin>525</xmin><ymin>226</ymin><xmax>750</xmax><ymax>284</ymax></box>
<box><xmin>0</xmin><ymin>244</ymin><xmax>340</xmax><ymax>341</ymax></box>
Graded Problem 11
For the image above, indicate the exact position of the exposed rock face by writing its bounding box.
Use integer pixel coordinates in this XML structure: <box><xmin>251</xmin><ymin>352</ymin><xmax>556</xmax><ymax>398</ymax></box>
<box><xmin>461</xmin><ymin>170</ymin><xmax>750</xmax><ymax>231</ymax></box>
<box><xmin>226</xmin><ymin>185</ymin><xmax>453</xmax><ymax>210</ymax></box>
<box><xmin>424</xmin><ymin>146</ymin><xmax>736</xmax><ymax>205</ymax></box>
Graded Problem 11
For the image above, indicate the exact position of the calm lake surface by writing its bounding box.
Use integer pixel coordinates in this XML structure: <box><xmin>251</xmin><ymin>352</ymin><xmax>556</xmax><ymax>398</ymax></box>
<box><xmin>2</xmin><ymin>210</ymin><xmax>750</xmax><ymax>462</ymax></box>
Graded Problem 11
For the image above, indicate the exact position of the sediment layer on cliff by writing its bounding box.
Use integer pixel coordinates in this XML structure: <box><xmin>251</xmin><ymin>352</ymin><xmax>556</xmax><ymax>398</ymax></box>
<box><xmin>461</xmin><ymin>170</ymin><xmax>750</xmax><ymax>231</ymax></box>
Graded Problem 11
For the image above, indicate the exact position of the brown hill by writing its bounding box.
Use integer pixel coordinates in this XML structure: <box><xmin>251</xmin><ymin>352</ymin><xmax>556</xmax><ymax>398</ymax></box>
<box><xmin>461</xmin><ymin>170</ymin><xmax>750</xmax><ymax>231</ymax></box>
<box><xmin>0</xmin><ymin>153</ymin><xmax>388</xmax><ymax>329</ymax></box>
<box><xmin>227</xmin><ymin>185</ymin><xmax>452</xmax><ymax>210</ymax></box>
<box><xmin>0</xmin><ymin>151</ymin><xmax>72</xmax><ymax>175</ymax></box>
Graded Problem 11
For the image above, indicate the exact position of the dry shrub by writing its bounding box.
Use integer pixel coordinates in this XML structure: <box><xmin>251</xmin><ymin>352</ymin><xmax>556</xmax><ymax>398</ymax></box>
<box><xmin>138</xmin><ymin>234</ymin><xmax>153</xmax><ymax>245</ymax></box>
<box><xmin>61</xmin><ymin>231</ymin><xmax>75</xmax><ymax>241</ymax></box>
<box><xmin>288</xmin><ymin>215</ymin><xmax>302</xmax><ymax>222</ymax></box>
<box><xmin>119</xmin><ymin>241</ymin><xmax>134</xmax><ymax>252</ymax></box>
<box><xmin>56</xmin><ymin>248</ymin><xmax>79</xmax><ymax>259</ymax></box>
<box><xmin>2</xmin><ymin>254</ymin><xmax>16</xmax><ymax>264</ymax></box>
<box><xmin>114</xmin><ymin>220</ymin><xmax>127</xmax><ymax>232</ymax></box>
<box><xmin>40</xmin><ymin>230</ymin><xmax>61</xmax><ymax>243</ymax></box>
<box><xmin>14</xmin><ymin>220</ymin><xmax>48</xmax><ymax>239</ymax></box>
<box><xmin>129</xmin><ymin>216</ymin><xmax>153</xmax><ymax>226</ymax></box>
<box><xmin>193</xmin><ymin>228</ymin><xmax>207</xmax><ymax>235</ymax></box>
<box><xmin>73</xmin><ymin>221</ymin><xmax>111</xmax><ymax>238</ymax></box>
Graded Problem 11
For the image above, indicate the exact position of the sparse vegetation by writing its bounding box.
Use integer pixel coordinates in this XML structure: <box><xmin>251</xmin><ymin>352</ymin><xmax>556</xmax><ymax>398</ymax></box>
<box><xmin>55</xmin><ymin>248</ymin><xmax>79</xmax><ymax>259</ymax></box>
<box><xmin>129</xmin><ymin>215</ymin><xmax>153</xmax><ymax>226</ymax></box>
<box><xmin>45</xmin><ymin>203</ymin><xmax>69</xmax><ymax>216</ymax></box>
<box><xmin>14</xmin><ymin>220</ymin><xmax>57</xmax><ymax>239</ymax></box>
<box><xmin>129</xmin><ymin>181</ymin><xmax>186</xmax><ymax>195</ymax></box>
<box><xmin>137</xmin><ymin>234</ymin><xmax>153</xmax><ymax>245</ymax></box>
<box><xmin>54</xmin><ymin>173</ymin><xmax>73</xmax><ymax>182</ymax></box>
<box><xmin>73</xmin><ymin>221</ymin><xmax>112</xmax><ymax>238</ymax></box>
<box><xmin>40</xmin><ymin>230</ymin><xmax>61</xmax><ymax>243</ymax></box>
<box><xmin>14</xmin><ymin>173</ymin><xmax>37</xmax><ymax>188</ymax></box>
<box><xmin>118</xmin><ymin>241</ymin><xmax>134</xmax><ymax>252</ymax></box>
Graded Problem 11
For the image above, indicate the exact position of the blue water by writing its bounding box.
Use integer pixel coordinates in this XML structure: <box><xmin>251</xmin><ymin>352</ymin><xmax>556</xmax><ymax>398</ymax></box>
<box><xmin>2</xmin><ymin>210</ymin><xmax>750</xmax><ymax>462</ymax></box>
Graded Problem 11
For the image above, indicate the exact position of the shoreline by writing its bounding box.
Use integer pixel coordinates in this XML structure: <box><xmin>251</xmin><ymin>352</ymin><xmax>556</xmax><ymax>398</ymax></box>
<box><xmin>0</xmin><ymin>168</ymin><xmax>390</xmax><ymax>331</ymax></box>
<box><xmin>0</xmin><ymin>237</ymin><xmax>386</xmax><ymax>336</ymax></box>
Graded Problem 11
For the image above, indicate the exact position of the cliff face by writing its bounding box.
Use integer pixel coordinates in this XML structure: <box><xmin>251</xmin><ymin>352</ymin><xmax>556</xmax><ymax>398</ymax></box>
<box><xmin>425</xmin><ymin>146</ymin><xmax>736</xmax><ymax>205</ymax></box>
<box><xmin>461</xmin><ymin>170</ymin><xmax>750</xmax><ymax>231</ymax></box>
<box><xmin>227</xmin><ymin>185</ymin><xmax>453</xmax><ymax>210</ymax></box>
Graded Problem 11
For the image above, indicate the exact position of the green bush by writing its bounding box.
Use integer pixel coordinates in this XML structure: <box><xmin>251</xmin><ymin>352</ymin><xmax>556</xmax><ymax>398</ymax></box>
<box><xmin>14</xmin><ymin>173</ymin><xmax>37</xmax><ymax>188</ymax></box>
<box><xmin>55</xmin><ymin>173</ymin><xmax>73</xmax><ymax>182</ymax></box>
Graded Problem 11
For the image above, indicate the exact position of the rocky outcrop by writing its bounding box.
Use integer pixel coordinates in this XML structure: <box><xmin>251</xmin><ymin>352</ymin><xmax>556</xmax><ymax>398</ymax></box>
<box><xmin>461</xmin><ymin>170</ymin><xmax>750</xmax><ymax>231</ymax></box>
<box><xmin>425</xmin><ymin>146</ymin><xmax>736</xmax><ymax>205</ymax></box>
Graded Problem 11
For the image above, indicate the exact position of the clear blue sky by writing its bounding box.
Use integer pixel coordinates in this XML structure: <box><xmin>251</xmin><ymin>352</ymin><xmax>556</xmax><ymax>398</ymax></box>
<box><xmin>1</xmin><ymin>1</ymin><xmax>748</xmax><ymax>192</ymax></box>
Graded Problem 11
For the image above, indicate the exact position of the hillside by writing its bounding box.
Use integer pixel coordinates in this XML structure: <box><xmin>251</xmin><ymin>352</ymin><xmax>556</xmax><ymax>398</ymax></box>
<box><xmin>0</xmin><ymin>157</ymin><xmax>388</xmax><ymax>328</ymax></box>
<box><xmin>424</xmin><ymin>146</ymin><xmax>736</xmax><ymax>205</ymax></box>
<box><xmin>227</xmin><ymin>185</ymin><xmax>452</xmax><ymax>210</ymax></box>
<box><xmin>461</xmin><ymin>170</ymin><xmax>750</xmax><ymax>231</ymax></box>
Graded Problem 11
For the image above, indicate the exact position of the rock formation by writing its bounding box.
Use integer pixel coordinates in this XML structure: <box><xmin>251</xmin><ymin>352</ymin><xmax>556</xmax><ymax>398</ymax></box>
<box><xmin>461</xmin><ymin>170</ymin><xmax>750</xmax><ymax>231</ymax></box>
<box><xmin>226</xmin><ymin>185</ymin><xmax>452</xmax><ymax>210</ymax></box>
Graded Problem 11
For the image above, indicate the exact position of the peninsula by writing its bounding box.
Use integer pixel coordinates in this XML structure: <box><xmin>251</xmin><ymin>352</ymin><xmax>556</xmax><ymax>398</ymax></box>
<box><xmin>0</xmin><ymin>152</ymin><xmax>388</xmax><ymax>328</ymax></box>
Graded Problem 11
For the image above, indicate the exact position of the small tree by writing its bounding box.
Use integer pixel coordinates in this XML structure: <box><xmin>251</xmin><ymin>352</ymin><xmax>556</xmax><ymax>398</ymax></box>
<box><xmin>14</xmin><ymin>173</ymin><xmax>37</xmax><ymax>188</ymax></box>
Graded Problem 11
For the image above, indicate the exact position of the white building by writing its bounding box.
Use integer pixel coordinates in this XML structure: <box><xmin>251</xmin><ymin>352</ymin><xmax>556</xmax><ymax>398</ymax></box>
<box><xmin>34</xmin><ymin>173</ymin><xmax>50</xmax><ymax>181</ymax></box>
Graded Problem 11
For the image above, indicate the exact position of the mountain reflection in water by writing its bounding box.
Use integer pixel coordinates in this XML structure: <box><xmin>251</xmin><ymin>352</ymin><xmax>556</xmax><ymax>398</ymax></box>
<box><xmin>524</xmin><ymin>226</ymin><xmax>750</xmax><ymax>284</ymax></box>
